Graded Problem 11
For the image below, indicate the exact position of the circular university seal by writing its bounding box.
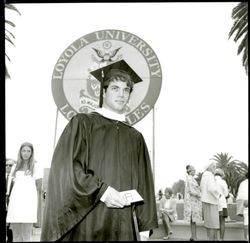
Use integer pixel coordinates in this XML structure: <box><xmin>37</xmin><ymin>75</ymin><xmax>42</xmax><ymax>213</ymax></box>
<box><xmin>52</xmin><ymin>29</ymin><xmax>162</xmax><ymax>125</ymax></box>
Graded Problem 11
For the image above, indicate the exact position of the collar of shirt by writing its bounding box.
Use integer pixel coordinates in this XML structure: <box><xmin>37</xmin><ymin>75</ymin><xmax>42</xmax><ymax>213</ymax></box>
<box><xmin>96</xmin><ymin>108</ymin><xmax>126</xmax><ymax>122</ymax></box>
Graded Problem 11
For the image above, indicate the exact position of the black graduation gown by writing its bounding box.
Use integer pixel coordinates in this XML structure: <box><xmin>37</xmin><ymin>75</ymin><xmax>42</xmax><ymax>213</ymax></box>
<box><xmin>41</xmin><ymin>112</ymin><xmax>158</xmax><ymax>241</ymax></box>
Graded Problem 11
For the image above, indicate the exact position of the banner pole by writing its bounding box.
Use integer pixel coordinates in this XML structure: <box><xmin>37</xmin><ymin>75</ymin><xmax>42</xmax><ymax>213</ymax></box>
<box><xmin>152</xmin><ymin>106</ymin><xmax>155</xmax><ymax>182</ymax></box>
<box><xmin>53</xmin><ymin>108</ymin><xmax>59</xmax><ymax>149</ymax></box>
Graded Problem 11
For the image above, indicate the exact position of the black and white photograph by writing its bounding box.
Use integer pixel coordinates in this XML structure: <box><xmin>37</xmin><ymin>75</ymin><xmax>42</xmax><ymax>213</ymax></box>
<box><xmin>5</xmin><ymin>2</ymin><xmax>248</xmax><ymax>241</ymax></box>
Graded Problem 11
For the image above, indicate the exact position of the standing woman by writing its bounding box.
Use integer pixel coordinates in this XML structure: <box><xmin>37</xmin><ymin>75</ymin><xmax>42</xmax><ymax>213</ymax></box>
<box><xmin>184</xmin><ymin>165</ymin><xmax>202</xmax><ymax>241</ymax></box>
<box><xmin>215</xmin><ymin>168</ymin><xmax>229</xmax><ymax>240</ymax></box>
<box><xmin>200</xmin><ymin>161</ymin><xmax>220</xmax><ymax>241</ymax></box>
<box><xmin>6</xmin><ymin>142</ymin><xmax>38</xmax><ymax>242</ymax></box>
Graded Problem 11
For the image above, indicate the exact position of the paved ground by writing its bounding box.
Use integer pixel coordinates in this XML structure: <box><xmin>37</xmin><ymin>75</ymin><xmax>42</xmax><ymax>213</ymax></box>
<box><xmin>31</xmin><ymin>227</ymin><xmax>188</xmax><ymax>241</ymax></box>
<box><xmin>31</xmin><ymin>226</ymin><xmax>247</xmax><ymax>241</ymax></box>
<box><xmin>31</xmin><ymin>227</ymin><xmax>41</xmax><ymax>242</ymax></box>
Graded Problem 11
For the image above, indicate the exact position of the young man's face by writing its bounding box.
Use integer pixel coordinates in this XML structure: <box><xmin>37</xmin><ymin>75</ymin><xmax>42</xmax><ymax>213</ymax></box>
<box><xmin>103</xmin><ymin>79</ymin><xmax>131</xmax><ymax>113</ymax></box>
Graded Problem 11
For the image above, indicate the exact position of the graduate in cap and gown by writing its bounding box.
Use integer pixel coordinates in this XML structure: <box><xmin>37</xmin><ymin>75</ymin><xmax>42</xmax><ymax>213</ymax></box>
<box><xmin>41</xmin><ymin>60</ymin><xmax>158</xmax><ymax>241</ymax></box>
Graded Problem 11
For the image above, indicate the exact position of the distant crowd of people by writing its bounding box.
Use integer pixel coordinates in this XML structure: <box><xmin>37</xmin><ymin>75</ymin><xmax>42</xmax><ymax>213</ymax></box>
<box><xmin>6</xmin><ymin>146</ymin><xmax>248</xmax><ymax>242</ymax></box>
<box><xmin>6</xmin><ymin>142</ymin><xmax>248</xmax><ymax>242</ymax></box>
<box><xmin>156</xmin><ymin>162</ymin><xmax>248</xmax><ymax>241</ymax></box>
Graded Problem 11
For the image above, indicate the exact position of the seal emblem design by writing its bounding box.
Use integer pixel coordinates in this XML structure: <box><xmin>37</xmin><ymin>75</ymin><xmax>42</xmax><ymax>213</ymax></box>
<box><xmin>51</xmin><ymin>29</ymin><xmax>162</xmax><ymax>125</ymax></box>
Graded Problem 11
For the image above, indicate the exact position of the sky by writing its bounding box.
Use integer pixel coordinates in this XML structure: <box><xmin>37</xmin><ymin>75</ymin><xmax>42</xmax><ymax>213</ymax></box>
<box><xmin>5</xmin><ymin>2</ymin><xmax>248</xmax><ymax>192</ymax></box>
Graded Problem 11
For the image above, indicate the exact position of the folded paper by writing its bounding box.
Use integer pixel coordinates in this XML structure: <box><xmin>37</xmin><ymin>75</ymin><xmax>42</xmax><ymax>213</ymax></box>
<box><xmin>120</xmin><ymin>189</ymin><xmax>143</xmax><ymax>204</ymax></box>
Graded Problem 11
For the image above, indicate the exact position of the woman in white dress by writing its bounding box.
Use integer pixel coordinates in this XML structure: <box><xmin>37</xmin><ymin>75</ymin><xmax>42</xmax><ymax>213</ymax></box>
<box><xmin>6</xmin><ymin>142</ymin><xmax>38</xmax><ymax>242</ymax></box>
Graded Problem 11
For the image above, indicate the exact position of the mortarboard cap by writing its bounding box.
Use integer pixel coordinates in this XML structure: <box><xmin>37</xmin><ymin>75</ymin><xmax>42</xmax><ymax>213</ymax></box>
<box><xmin>90</xmin><ymin>60</ymin><xmax>142</xmax><ymax>107</ymax></box>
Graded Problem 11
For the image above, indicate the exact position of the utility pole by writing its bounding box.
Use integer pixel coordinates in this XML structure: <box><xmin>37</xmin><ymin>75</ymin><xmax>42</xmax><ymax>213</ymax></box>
<box><xmin>152</xmin><ymin>106</ymin><xmax>155</xmax><ymax>182</ymax></box>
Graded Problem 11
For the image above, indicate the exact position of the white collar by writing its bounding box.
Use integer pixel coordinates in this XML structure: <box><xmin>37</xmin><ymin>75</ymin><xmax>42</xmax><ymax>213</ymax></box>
<box><xmin>96</xmin><ymin>108</ymin><xmax>126</xmax><ymax>122</ymax></box>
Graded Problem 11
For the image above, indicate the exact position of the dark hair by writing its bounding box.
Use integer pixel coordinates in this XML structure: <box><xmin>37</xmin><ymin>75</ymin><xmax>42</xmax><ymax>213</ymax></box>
<box><xmin>186</xmin><ymin>165</ymin><xmax>194</xmax><ymax>174</ymax></box>
<box><xmin>164</xmin><ymin>187</ymin><xmax>173</xmax><ymax>196</ymax></box>
<box><xmin>13</xmin><ymin>142</ymin><xmax>35</xmax><ymax>177</ymax></box>
<box><xmin>103</xmin><ymin>74</ymin><xmax>134</xmax><ymax>93</ymax></box>
<box><xmin>245</xmin><ymin>171</ymin><xmax>248</xmax><ymax>179</ymax></box>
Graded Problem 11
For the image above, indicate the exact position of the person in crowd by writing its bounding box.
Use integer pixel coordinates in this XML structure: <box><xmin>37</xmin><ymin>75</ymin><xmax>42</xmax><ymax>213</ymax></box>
<box><xmin>215</xmin><ymin>168</ymin><xmax>229</xmax><ymax>240</ymax></box>
<box><xmin>6</xmin><ymin>158</ymin><xmax>15</xmax><ymax>243</ymax></box>
<box><xmin>236</xmin><ymin>171</ymin><xmax>248</xmax><ymax>241</ymax></box>
<box><xmin>159</xmin><ymin>187</ymin><xmax>177</xmax><ymax>240</ymax></box>
<box><xmin>156</xmin><ymin>189</ymin><xmax>164</xmax><ymax>223</ymax></box>
<box><xmin>6</xmin><ymin>142</ymin><xmax>41</xmax><ymax>242</ymax></box>
<box><xmin>157</xmin><ymin>189</ymin><xmax>163</xmax><ymax>201</ymax></box>
<box><xmin>184</xmin><ymin>165</ymin><xmax>202</xmax><ymax>241</ymax></box>
<box><xmin>177</xmin><ymin>193</ymin><xmax>183</xmax><ymax>201</ymax></box>
<box><xmin>41</xmin><ymin>60</ymin><xmax>158</xmax><ymax>241</ymax></box>
<box><xmin>6</xmin><ymin>159</ymin><xmax>15</xmax><ymax>206</ymax></box>
<box><xmin>34</xmin><ymin>176</ymin><xmax>43</xmax><ymax>228</ymax></box>
<box><xmin>200</xmin><ymin>161</ymin><xmax>220</xmax><ymax>241</ymax></box>
<box><xmin>6</xmin><ymin>159</ymin><xmax>15</xmax><ymax>179</ymax></box>
<box><xmin>227</xmin><ymin>189</ymin><xmax>234</xmax><ymax>204</ymax></box>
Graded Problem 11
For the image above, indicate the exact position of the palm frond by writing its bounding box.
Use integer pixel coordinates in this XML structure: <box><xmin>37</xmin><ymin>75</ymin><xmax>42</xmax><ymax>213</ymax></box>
<box><xmin>231</xmin><ymin>2</ymin><xmax>248</xmax><ymax>18</ymax></box>
<box><xmin>5</xmin><ymin>65</ymin><xmax>11</xmax><ymax>80</ymax></box>
<box><xmin>234</xmin><ymin>24</ymin><xmax>248</xmax><ymax>42</ymax></box>
<box><xmin>5</xmin><ymin>53</ymin><xmax>10</xmax><ymax>62</ymax></box>
<box><xmin>5</xmin><ymin>3</ymin><xmax>21</xmax><ymax>15</ymax></box>
<box><xmin>237</xmin><ymin>33</ymin><xmax>248</xmax><ymax>55</ymax></box>
<box><xmin>228</xmin><ymin>19</ymin><xmax>247</xmax><ymax>40</ymax></box>
<box><xmin>5</xmin><ymin>3</ymin><xmax>21</xmax><ymax>80</ymax></box>
<box><xmin>5</xmin><ymin>28</ymin><xmax>15</xmax><ymax>39</ymax></box>
<box><xmin>5</xmin><ymin>34</ymin><xmax>15</xmax><ymax>46</ymax></box>
<box><xmin>5</xmin><ymin>20</ymin><xmax>16</xmax><ymax>28</ymax></box>
<box><xmin>229</xmin><ymin>2</ymin><xmax>248</xmax><ymax>75</ymax></box>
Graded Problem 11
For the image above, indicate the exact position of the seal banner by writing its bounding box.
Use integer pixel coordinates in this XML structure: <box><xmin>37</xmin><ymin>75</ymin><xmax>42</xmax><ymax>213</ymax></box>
<box><xmin>52</xmin><ymin>29</ymin><xmax>162</xmax><ymax>125</ymax></box>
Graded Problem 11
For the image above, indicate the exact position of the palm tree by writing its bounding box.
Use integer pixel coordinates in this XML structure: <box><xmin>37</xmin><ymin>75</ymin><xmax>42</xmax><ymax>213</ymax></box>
<box><xmin>229</xmin><ymin>160</ymin><xmax>248</xmax><ymax>196</ymax></box>
<box><xmin>172</xmin><ymin>179</ymin><xmax>185</xmax><ymax>197</ymax></box>
<box><xmin>5</xmin><ymin>3</ymin><xmax>21</xmax><ymax>79</ymax></box>
<box><xmin>212</xmin><ymin>152</ymin><xmax>237</xmax><ymax>169</ymax></box>
<box><xmin>228</xmin><ymin>2</ymin><xmax>248</xmax><ymax>75</ymax></box>
<box><xmin>211</xmin><ymin>152</ymin><xmax>248</xmax><ymax>197</ymax></box>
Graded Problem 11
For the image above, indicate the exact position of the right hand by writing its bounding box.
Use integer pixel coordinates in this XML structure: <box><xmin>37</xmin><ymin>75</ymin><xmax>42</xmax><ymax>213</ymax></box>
<box><xmin>103</xmin><ymin>187</ymin><xmax>130</xmax><ymax>208</ymax></box>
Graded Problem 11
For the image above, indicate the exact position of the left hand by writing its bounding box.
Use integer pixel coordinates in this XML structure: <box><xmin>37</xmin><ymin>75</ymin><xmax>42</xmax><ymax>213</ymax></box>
<box><xmin>140</xmin><ymin>234</ymin><xmax>149</xmax><ymax>241</ymax></box>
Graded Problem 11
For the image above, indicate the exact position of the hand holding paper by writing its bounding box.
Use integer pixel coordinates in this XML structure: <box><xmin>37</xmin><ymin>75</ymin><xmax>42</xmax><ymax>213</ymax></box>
<box><xmin>101</xmin><ymin>187</ymin><xmax>143</xmax><ymax>208</ymax></box>
<box><xmin>101</xmin><ymin>187</ymin><xmax>130</xmax><ymax>208</ymax></box>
